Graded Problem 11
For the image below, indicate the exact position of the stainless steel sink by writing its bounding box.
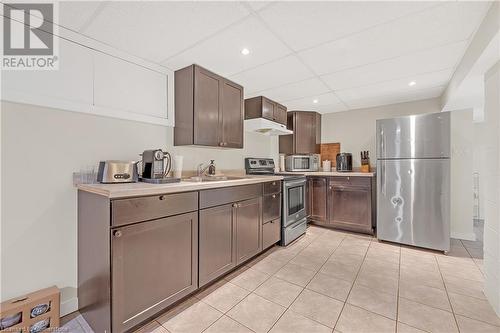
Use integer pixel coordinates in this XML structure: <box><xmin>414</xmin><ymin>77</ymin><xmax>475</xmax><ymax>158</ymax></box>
<box><xmin>184</xmin><ymin>176</ymin><xmax>246</xmax><ymax>182</ymax></box>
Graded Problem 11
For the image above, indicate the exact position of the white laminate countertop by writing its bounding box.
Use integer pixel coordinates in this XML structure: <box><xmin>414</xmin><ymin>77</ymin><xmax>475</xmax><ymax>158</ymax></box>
<box><xmin>281</xmin><ymin>171</ymin><xmax>376</xmax><ymax>177</ymax></box>
<box><xmin>77</xmin><ymin>175</ymin><xmax>284</xmax><ymax>199</ymax></box>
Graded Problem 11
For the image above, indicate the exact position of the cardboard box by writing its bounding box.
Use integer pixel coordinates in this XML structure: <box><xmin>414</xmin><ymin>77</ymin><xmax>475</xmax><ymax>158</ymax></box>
<box><xmin>0</xmin><ymin>286</ymin><xmax>60</xmax><ymax>332</ymax></box>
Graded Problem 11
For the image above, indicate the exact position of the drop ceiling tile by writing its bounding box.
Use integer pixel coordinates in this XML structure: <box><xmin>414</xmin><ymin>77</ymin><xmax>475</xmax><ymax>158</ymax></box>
<box><xmin>59</xmin><ymin>2</ymin><xmax>104</xmax><ymax>32</ymax></box>
<box><xmin>246</xmin><ymin>1</ymin><xmax>273</xmax><ymax>12</ymax></box>
<box><xmin>345</xmin><ymin>86</ymin><xmax>445</xmax><ymax>110</ymax></box>
<box><xmin>298</xmin><ymin>1</ymin><xmax>491</xmax><ymax>75</ymax></box>
<box><xmin>335</xmin><ymin>69</ymin><xmax>452</xmax><ymax>102</ymax></box>
<box><xmin>252</xmin><ymin>78</ymin><xmax>330</xmax><ymax>103</ymax></box>
<box><xmin>321</xmin><ymin>40</ymin><xmax>468</xmax><ymax>91</ymax></box>
<box><xmin>230</xmin><ymin>55</ymin><xmax>314</xmax><ymax>93</ymax></box>
<box><xmin>83</xmin><ymin>2</ymin><xmax>249</xmax><ymax>63</ymax></box>
<box><xmin>164</xmin><ymin>16</ymin><xmax>291</xmax><ymax>75</ymax></box>
<box><xmin>258</xmin><ymin>1</ymin><xmax>440</xmax><ymax>51</ymax></box>
<box><xmin>284</xmin><ymin>92</ymin><xmax>343</xmax><ymax>111</ymax></box>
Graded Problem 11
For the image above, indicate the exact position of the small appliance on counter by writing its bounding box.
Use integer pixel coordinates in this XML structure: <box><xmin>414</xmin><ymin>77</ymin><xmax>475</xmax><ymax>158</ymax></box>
<box><xmin>139</xmin><ymin>149</ymin><xmax>181</xmax><ymax>184</ymax></box>
<box><xmin>285</xmin><ymin>154</ymin><xmax>320</xmax><ymax>172</ymax></box>
<box><xmin>336</xmin><ymin>153</ymin><xmax>352</xmax><ymax>172</ymax></box>
<box><xmin>97</xmin><ymin>161</ymin><xmax>139</xmax><ymax>183</ymax></box>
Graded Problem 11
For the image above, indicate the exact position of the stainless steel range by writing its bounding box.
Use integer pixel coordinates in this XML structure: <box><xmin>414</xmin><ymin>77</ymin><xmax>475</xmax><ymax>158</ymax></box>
<box><xmin>245</xmin><ymin>158</ymin><xmax>307</xmax><ymax>246</ymax></box>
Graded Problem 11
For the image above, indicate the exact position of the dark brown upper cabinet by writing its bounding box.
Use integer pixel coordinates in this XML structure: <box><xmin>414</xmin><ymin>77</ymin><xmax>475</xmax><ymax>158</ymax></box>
<box><xmin>174</xmin><ymin>64</ymin><xmax>244</xmax><ymax>148</ymax></box>
<box><xmin>245</xmin><ymin>96</ymin><xmax>287</xmax><ymax>126</ymax></box>
<box><xmin>279</xmin><ymin>111</ymin><xmax>321</xmax><ymax>154</ymax></box>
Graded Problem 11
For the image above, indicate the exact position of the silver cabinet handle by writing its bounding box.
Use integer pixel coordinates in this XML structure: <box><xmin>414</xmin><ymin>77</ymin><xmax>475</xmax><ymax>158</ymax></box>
<box><xmin>113</xmin><ymin>230</ymin><xmax>122</xmax><ymax>238</ymax></box>
<box><xmin>232</xmin><ymin>203</ymin><xmax>238</xmax><ymax>208</ymax></box>
<box><xmin>272</xmin><ymin>181</ymin><xmax>276</xmax><ymax>186</ymax></box>
<box><xmin>159</xmin><ymin>195</ymin><xmax>165</xmax><ymax>200</ymax></box>
<box><xmin>272</xmin><ymin>194</ymin><xmax>276</xmax><ymax>198</ymax></box>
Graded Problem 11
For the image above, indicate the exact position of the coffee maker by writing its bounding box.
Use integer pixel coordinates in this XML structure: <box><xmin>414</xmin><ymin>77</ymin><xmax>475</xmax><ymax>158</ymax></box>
<box><xmin>139</xmin><ymin>149</ymin><xmax>180</xmax><ymax>184</ymax></box>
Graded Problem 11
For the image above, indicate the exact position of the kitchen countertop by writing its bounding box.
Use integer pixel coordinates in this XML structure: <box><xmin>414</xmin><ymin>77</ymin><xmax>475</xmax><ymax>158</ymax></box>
<box><xmin>77</xmin><ymin>175</ymin><xmax>284</xmax><ymax>199</ymax></box>
<box><xmin>281</xmin><ymin>171</ymin><xmax>376</xmax><ymax>177</ymax></box>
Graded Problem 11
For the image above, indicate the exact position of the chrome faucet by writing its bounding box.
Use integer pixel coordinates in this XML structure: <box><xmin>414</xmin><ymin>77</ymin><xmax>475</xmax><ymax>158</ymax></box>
<box><xmin>197</xmin><ymin>160</ymin><xmax>216</xmax><ymax>177</ymax></box>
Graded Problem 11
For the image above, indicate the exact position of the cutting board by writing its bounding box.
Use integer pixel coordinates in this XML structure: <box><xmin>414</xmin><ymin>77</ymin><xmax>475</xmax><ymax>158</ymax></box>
<box><xmin>320</xmin><ymin>143</ymin><xmax>341</xmax><ymax>167</ymax></box>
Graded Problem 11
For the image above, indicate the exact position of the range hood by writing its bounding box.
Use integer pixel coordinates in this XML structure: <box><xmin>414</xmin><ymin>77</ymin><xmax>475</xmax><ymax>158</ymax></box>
<box><xmin>244</xmin><ymin>118</ymin><xmax>293</xmax><ymax>136</ymax></box>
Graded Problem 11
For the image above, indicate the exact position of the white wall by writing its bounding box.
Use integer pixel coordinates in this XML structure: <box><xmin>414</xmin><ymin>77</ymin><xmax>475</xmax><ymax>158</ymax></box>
<box><xmin>320</xmin><ymin>98</ymin><xmax>442</xmax><ymax>167</ymax></box>
<box><xmin>0</xmin><ymin>101</ymin><xmax>278</xmax><ymax>315</ymax></box>
<box><xmin>450</xmin><ymin>109</ymin><xmax>475</xmax><ymax>240</ymax></box>
<box><xmin>481</xmin><ymin>61</ymin><xmax>500</xmax><ymax>315</ymax></box>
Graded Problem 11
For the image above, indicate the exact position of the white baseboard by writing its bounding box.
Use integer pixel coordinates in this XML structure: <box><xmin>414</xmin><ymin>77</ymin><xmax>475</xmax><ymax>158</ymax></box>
<box><xmin>451</xmin><ymin>231</ymin><xmax>476</xmax><ymax>241</ymax></box>
<box><xmin>60</xmin><ymin>297</ymin><xmax>78</xmax><ymax>316</ymax></box>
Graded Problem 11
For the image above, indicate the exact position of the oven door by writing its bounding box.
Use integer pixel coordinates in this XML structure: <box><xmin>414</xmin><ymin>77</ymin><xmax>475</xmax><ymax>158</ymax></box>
<box><xmin>283</xmin><ymin>178</ymin><xmax>307</xmax><ymax>227</ymax></box>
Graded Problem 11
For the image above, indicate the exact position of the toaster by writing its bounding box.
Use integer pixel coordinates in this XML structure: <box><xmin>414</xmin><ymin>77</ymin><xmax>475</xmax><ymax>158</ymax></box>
<box><xmin>97</xmin><ymin>160</ymin><xmax>138</xmax><ymax>183</ymax></box>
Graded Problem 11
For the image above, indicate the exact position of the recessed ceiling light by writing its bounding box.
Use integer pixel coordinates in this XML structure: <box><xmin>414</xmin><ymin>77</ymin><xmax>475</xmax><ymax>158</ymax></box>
<box><xmin>241</xmin><ymin>48</ymin><xmax>250</xmax><ymax>55</ymax></box>
<box><xmin>408</xmin><ymin>81</ymin><xmax>416</xmax><ymax>86</ymax></box>
<box><xmin>313</xmin><ymin>99</ymin><xmax>319</xmax><ymax>104</ymax></box>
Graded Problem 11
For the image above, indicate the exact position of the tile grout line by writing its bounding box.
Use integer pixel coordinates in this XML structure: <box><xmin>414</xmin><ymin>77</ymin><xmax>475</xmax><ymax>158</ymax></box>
<box><xmin>434</xmin><ymin>251</ymin><xmax>462</xmax><ymax>333</ymax></box>
<box><xmin>199</xmin><ymin>233</ymin><xmax>319</xmax><ymax>333</ymax></box>
<box><xmin>265</xmin><ymin>232</ymin><xmax>348</xmax><ymax>333</ymax></box>
<box><xmin>331</xmin><ymin>235</ymin><xmax>374</xmax><ymax>332</ymax></box>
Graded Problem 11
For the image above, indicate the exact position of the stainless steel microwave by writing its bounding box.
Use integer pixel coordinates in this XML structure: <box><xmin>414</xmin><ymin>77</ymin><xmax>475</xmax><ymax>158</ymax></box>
<box><xmin>285</xmin><ymin>154</ymin><xmax>320</xmax><ymax>172</ymax></box>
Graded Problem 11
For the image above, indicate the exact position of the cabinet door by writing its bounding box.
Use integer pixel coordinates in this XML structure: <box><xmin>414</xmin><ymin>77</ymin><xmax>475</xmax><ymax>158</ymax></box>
<box><xmin>328</xmin><ymin>181</ymin><xmax>372</xmax><ymax>233</ymax></box>
<box><xmin>194</xmin><ymin>66</ymin><xmax>222</xmax><ymax>146</ymax></box>
<box><xmin>275</xmin><ymin>104</ymin><xmax>287</xmax><ymax>125</ymax></box>
<box><xmin>236</xmin><ymin>198</ymin><xmax>262</xmax><ymax>264</ymax></box>
<box><xmin>263</xmin><ymin>193</ymin><xmax>281</xmax><ymax>223</ymax></box>
<box><xmin>111</xmin><ymin>212</ymin><xmax>198</xmax><ymax>332</ymax></box>
<box><xmin>221</xmin><ymin>79</ymin><xmax>244</xmax><ymax>148</ymax></box>
<box><xmin>309</xmin><ymin>177</ymin><xmax>327</xmax><ymax>224</ymax></box>
<box><xmin>199</xmin><ymin>204</ymin><xmax>236</xmax><ymax>286</ymax></box>
<box><xmin>262</xmin><ymin>97</ymin><xmax>276</xmax><ymax>121</ymax></box>
<box><xmin>263</xmin><ymin>219</ymin><xmax>281</xmax><ymax>249</ymax></box>
<box><xmin>294</xmin><ymin>112</ymin><xmax>316</xmax><ymax>154</ymax></box>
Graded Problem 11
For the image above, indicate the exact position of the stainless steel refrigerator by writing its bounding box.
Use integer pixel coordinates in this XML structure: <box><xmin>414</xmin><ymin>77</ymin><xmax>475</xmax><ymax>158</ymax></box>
<box><xmin>376</xmin><ymin>112</ymin><xmax>450</xmax><ymax>252</ymax></box>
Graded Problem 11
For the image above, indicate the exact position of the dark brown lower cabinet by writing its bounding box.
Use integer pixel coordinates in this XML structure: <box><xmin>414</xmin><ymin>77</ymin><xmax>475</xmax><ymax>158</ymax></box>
<box><xmin>262</xmin><ymin>192</ymin><xmax>281</xmax><ymax>222</ymax></box>
<box><xmin>308</xmin><ymin>177</ymin><xmax>328</xmax><ymax>224</ymax></box>
<box><xmin>236</xmin><ymin>198</ymin><xmax>262</xmax><ymax>264</ymax></box>
<box><xmin>328</xmin><ymin>182</ymin><xmax>373</xmax><ymax>234</ymax></box>
<box><xmin>307</xmin><ymin>176</ymin><xmax>375</xmax><ymax>234</ymax></box>
<box><xmin>262</xmin><ymin>219</ymin><xmax>281</xmax><ymax>249</ymax></box>
<box><xmin>111</xmin><ymin>212</ymin><xmax>198</xmax><ymax>333</ymax></box>
<box><xmin>199</xmin><ymin>204</ymin><xmax>236</xmax><ymax>287</ymax></box>
<box><xmin>199</xmin><ymin>197</ymin><xmax>263</xmax><ymax>286</ymax></box>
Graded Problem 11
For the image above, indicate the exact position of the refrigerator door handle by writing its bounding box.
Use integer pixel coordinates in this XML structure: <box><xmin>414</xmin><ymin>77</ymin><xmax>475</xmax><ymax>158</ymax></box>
<box><xmin>380</xmin><ymin>161</ymin><xmax>386</xmax><ymax>195</ymax></box>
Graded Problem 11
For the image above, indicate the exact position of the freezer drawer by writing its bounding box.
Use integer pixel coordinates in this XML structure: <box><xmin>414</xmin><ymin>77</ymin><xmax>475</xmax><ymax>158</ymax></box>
<box><xmin>377</xmin><ymin>159</ymin><xmax>450</xmax><ymax>251</ymax></box>
<box><xmin>376</xmin><ymin>112</ymin><xmax>450</xmax><ymax>159</ymax></box>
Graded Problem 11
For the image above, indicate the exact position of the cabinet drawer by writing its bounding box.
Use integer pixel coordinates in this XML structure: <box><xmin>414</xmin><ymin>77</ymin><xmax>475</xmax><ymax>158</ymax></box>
<box><xmin>200</xmin><ymin>184</ymin><xmax>262</xmax><ymax>209</ymax></box>
<box><xmin>263</xmin><ymin>192</ymin><xmax>281</xmax><ymax>222</ymax></box>
<box><xmin>263</xmin><ymin>180</ymin><xmax>281</xmax><ymax>195</ymax></box>
<box><xmin>111</xmin><ymin>192</ymin><xmax>198</xmax><ymax>226</ymax></box>
<box><xmin>330</xmin><ymin>176</ymin><xmax>371</xmax><ymax>187</ymax></box>
<box><xmin>263</xmin><ymin>219</ymin><xmax>281</xmax><ymax>249</ymax></box>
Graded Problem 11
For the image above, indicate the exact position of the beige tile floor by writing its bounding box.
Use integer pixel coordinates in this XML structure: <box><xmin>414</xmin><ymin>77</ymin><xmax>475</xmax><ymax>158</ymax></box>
<box><xmin>67</xmin><ymin>225</ymin><xmax>500</xmax><ymax>333</ymax></box>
